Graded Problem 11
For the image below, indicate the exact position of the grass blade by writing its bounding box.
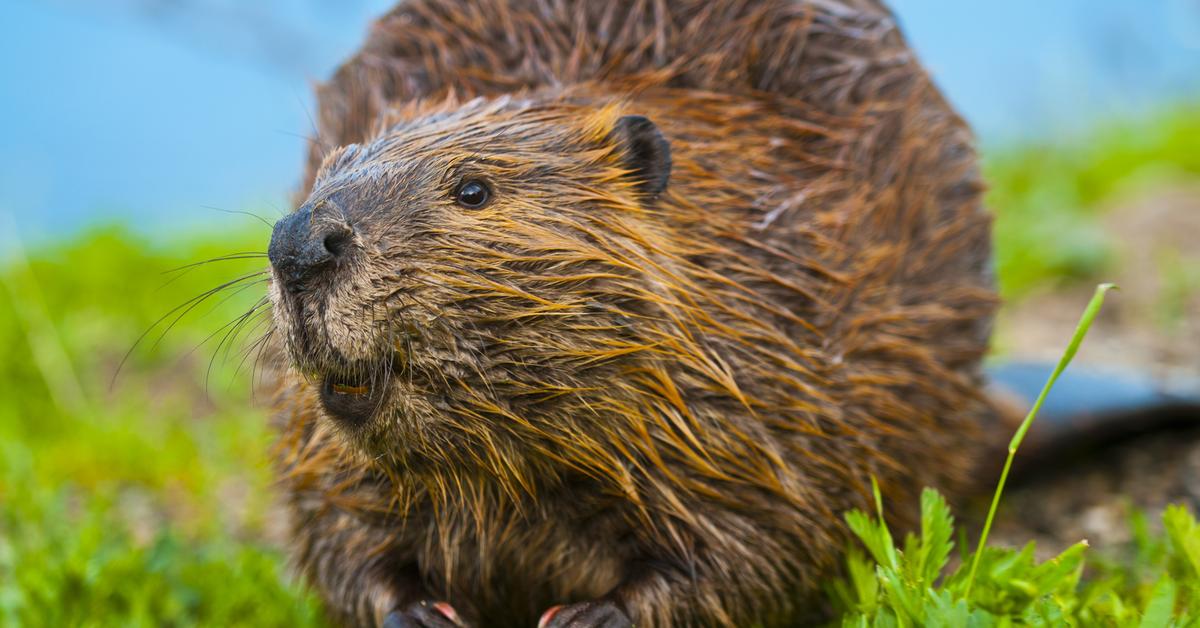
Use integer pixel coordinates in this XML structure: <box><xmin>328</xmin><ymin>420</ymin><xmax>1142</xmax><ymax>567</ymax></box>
<box><xmin>963</xmin><ymin>282</ymin><xmax>1116</xmax><ymax>597</ymax></box>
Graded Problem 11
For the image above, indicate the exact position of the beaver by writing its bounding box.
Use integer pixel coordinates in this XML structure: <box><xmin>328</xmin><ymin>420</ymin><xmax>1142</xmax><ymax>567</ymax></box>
<box><xmin>264</xmin><ymin>1</ymin><xmax>996</xmax><ymax>625</ymax></box>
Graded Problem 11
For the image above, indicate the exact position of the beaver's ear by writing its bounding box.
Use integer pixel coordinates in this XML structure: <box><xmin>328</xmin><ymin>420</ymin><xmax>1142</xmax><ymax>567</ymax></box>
<box><xmin>609</xmin><ymin>115</ymin><xmax>671</xmax><ymax>200</ymax></box>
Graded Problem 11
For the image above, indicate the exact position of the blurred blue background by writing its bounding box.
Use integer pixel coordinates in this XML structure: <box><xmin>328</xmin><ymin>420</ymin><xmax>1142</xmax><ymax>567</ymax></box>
<box><xmin>2</xmin><ymin>0</ymin><xmax>1198</xmax><ymax>244</ymax></box>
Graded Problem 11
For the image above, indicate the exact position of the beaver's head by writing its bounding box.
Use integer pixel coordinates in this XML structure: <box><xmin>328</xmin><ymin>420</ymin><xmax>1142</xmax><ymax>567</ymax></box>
<box><xmin>267</xmin><ymin>96</ymin><xmax>675</xmax><ymax>469</ymax></box>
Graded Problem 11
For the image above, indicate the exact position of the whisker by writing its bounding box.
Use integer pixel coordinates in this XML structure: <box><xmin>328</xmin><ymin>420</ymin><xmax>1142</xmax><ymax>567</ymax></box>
<box><xmin>199</xmin><ymin>205</ymin><xmax>274</xmax><ymax>229</ymax></box>
<box><xmin>265</xmin><ymin>199</ymin><xmax>290</xmax><ymax>219</ymax></box>
<box><xmin>156</xmin><ymin>254</ymin><xmax>269</xmax><ymax>293</ymax></box>
<box><xmin>162</xmin><ymin>253</ymin><xmax>269</xmax><ymax>276</ymax></box>
<box><xmin>222</xmin><ymin>295</ymin><xmax>272</xmax><ymax>356</ymax></box>
<box><xmin>181</xmin><ymin>297</ymin><xmax>268</xmax><ymax>366</ymax></box>
<box><xmin>112</xmin><ymin>269</ymin><xmax>269</xmax><ymax>389</ymax></box>
<box><xmin>245</xmin><ymin>327</ymin><xmax>279</xmax><ymax>405</ymax></box>
<box><xmin>152</xmin><ymin>272</ymin><xmax>269</xmax><ymax>353</ymax></box>
<box><xmin>295</xmin><ymin>92</ymin><xmax>333</xmax><ymax>158</ymax></box>
<box><xmin>223</xmin><ymin>304</ymin><xmax>272</xmax><ymax>365</ymax></box>
<box><xmin>370</xmin><ymin>302</ymin><xmax>392</xmax><ymax>418</ymax></box>
<box><xmin>205</xmin><ymin>298</ymin><xmax>272</xmax><ymax>393</ymax></box>
<box><xmin>201</xmin><ymin>277</ymin><xmax>270</xmax><ymax>319</ymax></box>
<box><xmin>275</xmin><ymin>129</ymin><xmax>330</xmax><ymax>154</ymax></box>
<box><xmin>233</xmin><ymin>315</ymin><xmax>275</xmax><ymax>378</ymax></box>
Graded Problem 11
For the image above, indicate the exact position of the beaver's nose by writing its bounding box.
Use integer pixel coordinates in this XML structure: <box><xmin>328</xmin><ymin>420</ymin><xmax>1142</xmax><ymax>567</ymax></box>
<box><xmin>268</xmin><ymin>204</ymin><xmax>353</xmax><ymax>293</ymax></box>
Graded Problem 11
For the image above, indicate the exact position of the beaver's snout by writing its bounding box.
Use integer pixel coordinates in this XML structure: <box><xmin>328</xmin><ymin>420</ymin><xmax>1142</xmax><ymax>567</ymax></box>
<box><xmin>268</xmin><ymin>202</ymin><xmax>354</xmax><ymax>294</ymax></box>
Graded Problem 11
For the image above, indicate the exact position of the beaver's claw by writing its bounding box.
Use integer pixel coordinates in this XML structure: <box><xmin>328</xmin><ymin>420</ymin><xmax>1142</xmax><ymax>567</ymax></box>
<box><xmin>538</xmin><ymin>601</ymin><xmax>632</xmax><ymax>628</ymax></box>
<box><xmin>383</xmin><ymin>601</ymin><xmax>466</xmax><ymax>628</ymax></box>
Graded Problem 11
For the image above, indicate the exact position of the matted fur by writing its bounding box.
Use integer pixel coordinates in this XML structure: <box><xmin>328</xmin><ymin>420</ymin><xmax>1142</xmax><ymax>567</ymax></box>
<box><xmin>265</xmin><ymin>1</ymin><xmax>997</xmax><ymax>626</ymax></box>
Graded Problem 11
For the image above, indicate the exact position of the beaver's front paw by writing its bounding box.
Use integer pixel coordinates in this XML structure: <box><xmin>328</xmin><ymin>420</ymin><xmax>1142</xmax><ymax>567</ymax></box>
<box><xmin>383</xmin><ymin>601</ymin><xmax>466</xmax><ymax>628</ymax></box>
<box><xmin>538</xmin><ymin>600</ymin><xmax>632</xmax><ymax>628</ymax></box>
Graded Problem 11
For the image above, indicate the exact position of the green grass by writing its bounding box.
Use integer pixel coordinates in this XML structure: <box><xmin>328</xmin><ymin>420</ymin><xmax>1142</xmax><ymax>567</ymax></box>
<box><xmin>830</xmin><ymin>491</ymin><xmax>1200</xmax><ymax>626</ymax></box>
<box><xmin>827</xmin><ymin>285</ymin><xmax>1200</xmax><ymax>625</ymax></box>
<box><xmin>984</xmin><ymin>103</ymin><xmax>1200</xmax><ymax>299</ymax></box>
<box><xmin>1</xmin><ymin>103</ymin><xmax>1199</xmax><ymax>625</ymax></box>
<box><xmin>0</xmin><ymin>225</ymin><xmax>326</xmax><ymax>626</ymax></box>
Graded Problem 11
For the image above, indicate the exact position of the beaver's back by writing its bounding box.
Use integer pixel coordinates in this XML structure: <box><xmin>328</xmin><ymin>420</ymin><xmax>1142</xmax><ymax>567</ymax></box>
<box><xmin>304</xmin><ymin>0</ymin><xmax>969</xmax><ymax>192</ymax></box>
<box><xmin>536</xmin><ymin>80</ymin><xmax>996</xmax><ymax>509</ymax></box>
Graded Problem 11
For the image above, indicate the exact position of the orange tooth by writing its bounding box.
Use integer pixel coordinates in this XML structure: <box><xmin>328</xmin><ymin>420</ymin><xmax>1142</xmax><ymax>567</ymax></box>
<box><xmin>331</xmin><ymin>383</ymin><xmax>370</xmax><ymax>396</ymax></box>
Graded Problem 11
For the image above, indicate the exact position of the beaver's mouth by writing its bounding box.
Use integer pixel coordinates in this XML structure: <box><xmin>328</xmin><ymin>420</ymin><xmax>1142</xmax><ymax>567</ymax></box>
<box><xmin>317</xmin><ymin>360</ymin><xmax>394</xmax><ymax>427</ymax></box>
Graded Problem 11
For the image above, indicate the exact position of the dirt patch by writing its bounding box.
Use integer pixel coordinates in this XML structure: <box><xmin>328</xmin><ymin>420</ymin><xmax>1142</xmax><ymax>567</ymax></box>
<box><xmin>997</xmin><ymin>182</ymin><xmax>1200</xmax><ymax>376</ymax></box>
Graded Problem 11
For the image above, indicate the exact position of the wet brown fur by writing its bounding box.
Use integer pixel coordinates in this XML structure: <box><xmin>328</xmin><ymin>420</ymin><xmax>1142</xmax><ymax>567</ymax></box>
<box><xmin>266</xmin><ymin>1</ymin><xmax>997</xmax><ymax>626</ymax></box>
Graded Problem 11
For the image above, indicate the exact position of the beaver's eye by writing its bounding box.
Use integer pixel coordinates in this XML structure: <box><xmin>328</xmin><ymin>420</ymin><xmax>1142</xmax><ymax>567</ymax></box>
<box><xmin>454</xmin><ymin>179</ymin><xmax>491</xmax><ymax>209</ymax></box>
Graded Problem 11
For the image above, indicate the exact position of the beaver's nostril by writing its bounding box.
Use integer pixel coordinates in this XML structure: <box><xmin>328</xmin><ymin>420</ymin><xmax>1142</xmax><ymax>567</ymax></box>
<box><xmin>323</xmin><ymin>228</ymin><xmax>352</xmax><ymax>258</ymax></box>
<box><xmin>269</xmin><ymin>205</ymin><xmax>355</xmax><ymax>294</ymax></box>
